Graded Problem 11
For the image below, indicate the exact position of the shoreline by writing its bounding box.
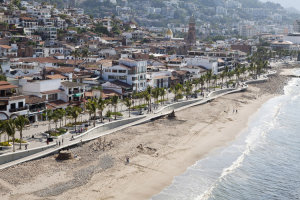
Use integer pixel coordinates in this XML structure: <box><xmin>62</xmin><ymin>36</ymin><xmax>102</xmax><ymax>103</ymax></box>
<box><xmin>0</xmin><ymin>71</ymin><xmax>292</xmax><ymax>200</ymax></box>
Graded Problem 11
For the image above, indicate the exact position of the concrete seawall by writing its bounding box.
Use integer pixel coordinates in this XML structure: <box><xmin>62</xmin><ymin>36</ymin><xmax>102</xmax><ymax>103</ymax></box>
<box><xmin>0</xmin><ymin>144</ymin><xmax>56</xmax><ymax>165</ymax></box>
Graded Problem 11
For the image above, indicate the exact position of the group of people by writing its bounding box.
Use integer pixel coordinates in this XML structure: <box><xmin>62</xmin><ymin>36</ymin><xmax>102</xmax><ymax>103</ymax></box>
<box><xmin>56</xmin><ymin>138</ymin><xmax>64</xmax><ymax>146</ymax></box>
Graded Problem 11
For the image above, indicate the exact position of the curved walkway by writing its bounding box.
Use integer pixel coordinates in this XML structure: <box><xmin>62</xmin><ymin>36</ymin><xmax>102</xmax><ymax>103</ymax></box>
<box><xmin>1</xmin><ymin>68</ymin><xmax>279</xmax><ymax>170</ymax></box>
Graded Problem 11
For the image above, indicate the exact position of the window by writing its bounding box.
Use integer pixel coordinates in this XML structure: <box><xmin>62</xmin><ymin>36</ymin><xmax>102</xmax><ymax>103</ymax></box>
<box><xmin>105</xmin><ymin>69</ymin><xmax>111</xmax><ymax>72</ymax></box>
<box><xmin>108</xmin><ymin>76</ymin><xmax>115</xmax><ymax>79</ymax></box>
<box><xmin>112</xmin><ymin>70</ymin><xmax>118</xmax><ymax>73</ymax></box>
<box><xmin>10</xmin><ymin>103</ymin><xmax>16</xmax><ymax>109</ymax></box>
<box><xmin>119</xmin><ymin>70</ymin><xmax>126</xmax><ymax>73</ymax></box>
<box><xmin>132</xmin><ymin>77</ymin><xmax>136</xmax><ymax>81</ymax></box>
<box><xmin>18</xmin><ymin>102</ymin><xmax>24</xmax><ymax>108</ymax></box>
<box><xmin>119</xmin><ymin>76</ymin><xmax>126</xmax><ymax>80</ymax></box>
<box><xmin>48</xmin><ymin>93</ymin><xmax>58</xmax><ymax>101</ymax></box>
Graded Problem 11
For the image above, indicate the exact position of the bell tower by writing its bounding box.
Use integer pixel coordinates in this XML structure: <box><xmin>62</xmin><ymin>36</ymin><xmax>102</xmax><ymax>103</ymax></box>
<box><xmin>187</xmin><ymin>15</ymin><xmax>196</xmax><ymax>45</ymax></box>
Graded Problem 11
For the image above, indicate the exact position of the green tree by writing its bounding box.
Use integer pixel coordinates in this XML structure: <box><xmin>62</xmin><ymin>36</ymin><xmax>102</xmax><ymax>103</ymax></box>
<box><xmin>4</xmin><ymin>119</ymin><xmax>16</xmax><ymax>152</ymax></box>
<box><xmin>111</xmin><ymin>96</ymin><xmax>119</xmax><ymax>120</ymax></box>
<box><xmin>70</xmin><ymin>107</ymin><xmax>82</xmax><ymax>132</ymax></box>
<box><xmin>123</xmin><ymin>97</ymin><xmax>132</xmax><ymax>117</ymax></box>
<box><xmin>14</xmin><ymin>115</ymin><xmax>29</xmax><ymax>150</ymax></box>
<box><xmin>97</xmin><ymin>97</ymin><xmax>106</xmax><ymax>123</ymax></box>
<box><xmin>86</xmin><ymin>99</ymin><xmax>97</xmax><ymax>127</ymax></box>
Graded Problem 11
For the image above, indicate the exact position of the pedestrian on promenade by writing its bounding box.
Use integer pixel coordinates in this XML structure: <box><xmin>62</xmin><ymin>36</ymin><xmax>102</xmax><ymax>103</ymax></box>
<box><xmin>59</xmin><ymin>141</ymin><xmax>61</xmax><ymax>146</ymax></box>
<box><xmin>25</xmin><ymin>144</ymin><xmax>28</xmax><ymax>150</ymax></box>
<box><xmin>46</xmin><ymin>140</ymin><xmax>49</xmax><ymax>145</ymax></box>
<box><xmin>62</xmin><ymin>138</ymin><xmax>64</xmax><ymax>144</ymax></box>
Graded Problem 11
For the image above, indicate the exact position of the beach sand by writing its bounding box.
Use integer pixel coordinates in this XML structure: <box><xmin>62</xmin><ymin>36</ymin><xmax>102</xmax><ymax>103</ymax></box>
<box><xmin>0</xmin><ymin>77</ymin><xmax>287</xmax><ymax>200</ymax></box>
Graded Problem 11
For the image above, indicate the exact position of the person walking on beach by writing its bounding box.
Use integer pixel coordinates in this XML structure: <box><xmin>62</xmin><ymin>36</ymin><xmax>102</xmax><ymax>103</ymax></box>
<box><xmin>126</xmin><ymin>156</ymin><xmax>130</xmax><ymax>164</ymax></box>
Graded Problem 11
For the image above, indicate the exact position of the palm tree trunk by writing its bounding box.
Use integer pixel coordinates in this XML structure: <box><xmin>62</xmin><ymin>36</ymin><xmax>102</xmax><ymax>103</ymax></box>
<box><xmin>114</xmin><ymin>105</ymin><xmax>117</xmax><ymax>120</ymax></box>
<box><xmin>12</xmin><ymin>135</ymin><xmax>15</xmax><ymax>152</ymax></box>
<box><xmin>129</xmin><ymin>107</ymin><xmax>131</xmax><ymax>117</ymax></box>
<box><xmin>93</xmin><ymin>112</ymin><xmax>96</xmax><ymax>127</ymax></box>
<box><xmin>19</xmin><ymin>129</ymin><xmax>22</xmax><ymax>150</ymax></box>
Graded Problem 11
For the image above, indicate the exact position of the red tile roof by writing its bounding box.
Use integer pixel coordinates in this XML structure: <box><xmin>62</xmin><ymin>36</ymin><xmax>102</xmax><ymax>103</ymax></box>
<box><xmin>41</xmin><ymin>89</ymin><xmax>64</xmax><ymax>95</ymax></box>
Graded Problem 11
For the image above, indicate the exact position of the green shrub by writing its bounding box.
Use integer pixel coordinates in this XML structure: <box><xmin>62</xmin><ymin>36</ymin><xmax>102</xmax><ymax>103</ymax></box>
<box><xmin>111</xmin><ymin>112</ymin><xmax>123</xmax><ymax>117</ymax></box>
<box><xmin>8</xmin><ymin>139</ymin><xmax>27</xmax><ymax>143</ymax></box>
<box><xmin>0</xmin><ymin>142</ymin><xmax>12</xmax><ymax>146</ymax></box>
<box><xmin>132</xmin><ymin>104</ymin><xmax>147</xmax><ymax>110</ymax></box>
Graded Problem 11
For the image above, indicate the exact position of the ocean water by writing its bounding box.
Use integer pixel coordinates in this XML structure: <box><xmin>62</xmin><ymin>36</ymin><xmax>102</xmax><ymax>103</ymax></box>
<box><xmin>152</xmin><ymin>69</ymin><xmax>300</xmax><ymax>200</ymax></box>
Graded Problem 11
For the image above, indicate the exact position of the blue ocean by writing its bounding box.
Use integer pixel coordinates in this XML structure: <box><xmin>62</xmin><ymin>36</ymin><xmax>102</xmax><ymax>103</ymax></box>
<box><xmin>152</xmin><ymin>69</ymin><xmax>300</xmax><ymax>200</ymax></box>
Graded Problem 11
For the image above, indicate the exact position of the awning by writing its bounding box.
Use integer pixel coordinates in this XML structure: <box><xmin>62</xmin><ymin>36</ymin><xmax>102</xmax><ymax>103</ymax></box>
<box><xmin>73</xmin><ymin>93</ymin><xmax>82</xmax><ymax>97</ymax></box>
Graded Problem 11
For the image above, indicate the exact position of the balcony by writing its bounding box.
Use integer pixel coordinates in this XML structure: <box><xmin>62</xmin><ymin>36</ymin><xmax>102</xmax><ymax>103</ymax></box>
<box><xmin>9</xmin><ymin>106</ymin><xmax>28</xmax><ymax>113</ymax></box>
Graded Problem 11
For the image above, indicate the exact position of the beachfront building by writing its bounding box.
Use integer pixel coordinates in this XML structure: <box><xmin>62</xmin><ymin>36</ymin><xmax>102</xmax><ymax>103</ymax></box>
<box><xmin>19</xmin><ymin>78</ymin><xmax>68</xmax><ymax>111</ymax></box>
<box><xmin>147</xmin><ymin>71</ymin><xmax>172</xmax><ymax>88</ymax></box>
<box><xmin>0</xmin><ymin>81</ymin><xmax>28</xmax><ymax>121</ymax></box>
<box><xmin>102</xmin><ymin>59</ymin><xmax>147</xmax><ymax>92</ymax></box>
<box><xmin>60</xmin><ymin>82</ymin><xmax>86</xmax><ymax>104</ymax></box>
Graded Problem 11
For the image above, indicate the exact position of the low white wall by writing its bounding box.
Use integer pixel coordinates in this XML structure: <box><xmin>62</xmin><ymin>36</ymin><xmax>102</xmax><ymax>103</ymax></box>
<box><xmin>0</xmin><ymin>144</ymin><xmax>56</xmax><ymax>165</ymax></box>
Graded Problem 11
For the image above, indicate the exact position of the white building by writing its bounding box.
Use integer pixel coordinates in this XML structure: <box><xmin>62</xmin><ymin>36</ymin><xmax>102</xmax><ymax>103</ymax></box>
<box><xmin>147</xmin><ymin>71</ymin><xmax>171</xmax><ymax>88</ymax></box>
<box><xmin>185</xmin><ymin>57</ymin><xmax>219</xmax><ymax>74</ymax></box>
<box><xmin>0</xmin><ymin>81</ymin><xmax>28</xmax><ymax>120</ymax></box>
<box><xmin>102</xmin><ymin>59</ymin><xmax>147</xmax><ymax>92</ymax></box>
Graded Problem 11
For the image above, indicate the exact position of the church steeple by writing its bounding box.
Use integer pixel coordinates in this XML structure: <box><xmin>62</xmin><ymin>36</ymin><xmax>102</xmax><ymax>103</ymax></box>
<box><xmin>187</xmin><ymin>15</ymin><xmax>196</xmax><ymax>45</ymax></box>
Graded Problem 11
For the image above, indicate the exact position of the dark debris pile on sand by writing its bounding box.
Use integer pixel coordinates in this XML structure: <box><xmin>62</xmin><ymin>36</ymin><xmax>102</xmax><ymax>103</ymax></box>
<box><xmin>252</xmin><ymin>71</ymin><xmax>290</xmax><ymax>95</ymax></box>
<box><xmin>34</xmin><ymin>155</ymin><xmax>114</xmax><ymax>197</ymax></box>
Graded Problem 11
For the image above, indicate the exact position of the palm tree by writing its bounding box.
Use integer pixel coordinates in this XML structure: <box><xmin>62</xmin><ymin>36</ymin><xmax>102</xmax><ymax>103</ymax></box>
<box><xmin>159</xmin><ymin>88</ymin><xmax>166</xmax><ymax>104</ymax></box>
<box><xmin>4</xmin><ymin>119</ymin><xmax>16</xmax><ymax>152</ymax></box>
<box><xmin>15</xmin><ymin>115</ymin><xmax>29</xmax><ymax>150</ymax></box>
<box><xmin>145</xmin><ymin>93</ymin><xmax>151</xmax><ymax>112</ymax></box>
<box><xmin>44</xmin><ymin>109</ymin><xmax>53</xmax><ymax>131</ymax></box>
<box><xmin>185</xmin><ymin>81</ymin><xmax>193</xmax><ymax>98</ymax></box>
<box><xmin>173</xmin><ymin>83</ymin><xmax>183</xmax><ymax>101</ymax></box>
<box><xmin>234</xmin><ymin>66</ymin><xmax>241</xmax><ymax>85</ymax></box>
<box><xmin>65</xmin><ymin>106</ymin><xmax>73</xmax><ymax>125</ymax></box>
<box><xmin>205</xmin><ymin>71</ymin><xmax>212</xmax><ymax>91</ymax></box>
<box><xmin>123</xmin><ymin>97</ymin><xmax>132</xmax><ymax>117</ymax></box>
<box><xmin>52</xmin><ymin>110</ymin><xmax>60</xmax><ymax>130</ymax></box>
<box><xmin>56</xmin><ymin>109</ymin><xmax>65</xmax><ymax>128</ymax></box>
<box><xmin>146</xmin><ymin>86</ymin><xmax>152</xmax><ymax>111</ymax></box>
<box><xmin>199</xmin><ymin>76</ymin><xmax>205</xmax><ymax>95</ymax></box>
<box><xmin>70</xmin><ymin>106</ymin><xmax>82</xmax><ymax>132</ymax></box>
<box><xmin>86</xmin><ymin>99</ymin><xmax>97</xmax><ymax>127</ymax></box>
<box><xmin>0</xmin><ymin>120</ymin><xmax>4</xmax><ymax>143</ymax></box>
<box><xmin>97</xmin><ymin>97</ymin><xmax>107</xmax><ymax>123</ymax></box>
<box><xmin>212</xmin><ymin>74</ymin><xmax>218</xmax><ymax>90</ymax></box>
<box><xmin>85</xmin><ymin>100</ymin><xmax>93</xmax><ymax>124</ymax></box>
<box><xmin>220</xmin><ymin>71</ymin><xmax>225</xmax><ymax>89</ymax></box>
<box><xmin>152</xmin><ymin>88</ymin><xmax>160</xmax><ymax>105</ymax></box>
<box><xmin>111</xmin><ymin>95</ymin><xmax>119</xmax><ymax>120</ymax></box>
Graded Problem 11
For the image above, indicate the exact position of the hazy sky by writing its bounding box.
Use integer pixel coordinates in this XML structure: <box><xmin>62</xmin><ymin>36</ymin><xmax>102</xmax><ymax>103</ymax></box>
<box><xmin>261</xmin><ymin>0</ymin><xmax>300</xmax><ymax>10</ymax></box>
